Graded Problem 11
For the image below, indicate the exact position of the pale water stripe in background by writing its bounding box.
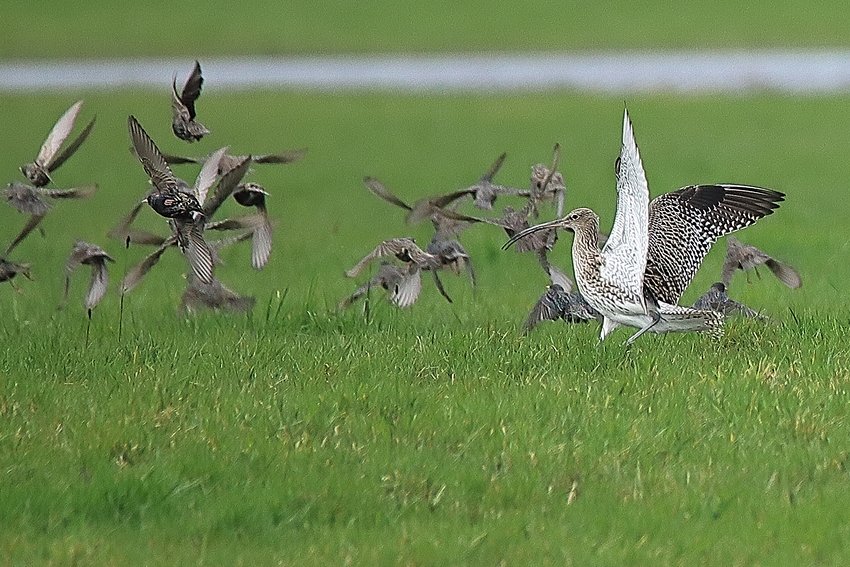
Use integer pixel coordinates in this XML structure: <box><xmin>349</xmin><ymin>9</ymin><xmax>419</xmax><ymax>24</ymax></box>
<box><xmin>3</xmin><ymin>51</ymin><xmax>850</xmax><ymax>93</ymax></box>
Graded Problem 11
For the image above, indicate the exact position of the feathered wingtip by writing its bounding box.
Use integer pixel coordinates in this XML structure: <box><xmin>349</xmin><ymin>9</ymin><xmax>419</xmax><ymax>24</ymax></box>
<box><xmin>765</xmin><ymin>259</ymin><xmax>802</xmax><ymax>289</ymax></box>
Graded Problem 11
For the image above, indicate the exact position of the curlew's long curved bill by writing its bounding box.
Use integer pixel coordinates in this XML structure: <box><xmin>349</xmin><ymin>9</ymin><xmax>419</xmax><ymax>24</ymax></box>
<box><xmin>502</xmin><ymin>217</ymin><xmax>565</xmax><ymax>250</ymax></box>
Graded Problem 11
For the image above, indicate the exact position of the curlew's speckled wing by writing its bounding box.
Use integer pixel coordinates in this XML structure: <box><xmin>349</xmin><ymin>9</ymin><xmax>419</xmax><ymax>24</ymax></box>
<box><xmin>644</xmin><ymin>184</ymin><xmax>785</xmax><ymax>304</ymax></box>
<box><xmin>599</xmin><ymin>108</ymin><xmax>649</xmax><ymax>305</ymax></box>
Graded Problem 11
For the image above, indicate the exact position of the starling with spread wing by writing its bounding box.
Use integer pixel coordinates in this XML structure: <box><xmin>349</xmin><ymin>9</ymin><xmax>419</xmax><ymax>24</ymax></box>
<box><xmin>171</xmin><ymin>60</ymin><xmax>210</xmax><ymax>142</ymax></box>
<box><xmin>21</xmin><ymin>100</ymin><xmax>96</xmax><ymax>187</ymax></box>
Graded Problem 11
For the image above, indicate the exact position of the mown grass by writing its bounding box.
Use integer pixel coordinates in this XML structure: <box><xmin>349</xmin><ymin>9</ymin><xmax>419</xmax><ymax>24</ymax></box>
<box><xmin>4</xmin><ymin>0</ymin><xmax>850</xmax><ymax>59</ymax></box>
<box><xmin>0</xmin><ymin>90</ymin><xmax>849</xmax><ymax>564</ymax></box>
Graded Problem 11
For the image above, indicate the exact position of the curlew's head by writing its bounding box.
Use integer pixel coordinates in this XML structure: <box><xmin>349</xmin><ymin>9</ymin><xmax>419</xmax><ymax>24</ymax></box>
<box><xmin>502</xmin><ymin>207</ymin><xmax>599</xmax><ymax>250</ymax></box>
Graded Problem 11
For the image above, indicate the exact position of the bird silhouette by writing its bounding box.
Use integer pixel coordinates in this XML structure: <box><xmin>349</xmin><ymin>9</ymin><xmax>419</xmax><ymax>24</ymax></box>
<box><xmin>721</xmin><ymin>235</ymin><xmax>801</xmax><ymax>289</ymax></box>
<box><xmin>21</xmin><ymin>100</ymin><xmax>96</xmax><ymax>187</ymax></box>
<box><xmin>127</xmin><ymin>114</ymin><xmax>214</xmax><ymax>284</ymax></box>
<box><xmin>60</xmin><ymin>240</ymin><xmax>114</xmax><ymax>311</ymax></box>
<box><xmin>171</xmin><ymin>60</ymin><xmax>210</xmax><ymax>142</ymax></box>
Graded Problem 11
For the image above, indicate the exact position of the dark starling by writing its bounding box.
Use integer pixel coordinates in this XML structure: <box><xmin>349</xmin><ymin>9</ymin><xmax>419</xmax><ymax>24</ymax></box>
<box><xmin>232</xmin><ymin>182</ymin><xmax>273</xmax><ymax>269</ymax></box>
<box><xmin>692</xmin><ymin>282</ymin><xmax>769</xmax><ymax>320</ymax></box>
<box><xmin>721</xmin><ymin>236</ymin><xmax>802</xmax><ymax>290</ymax></box>
<box><xmin>21</xmin><ymin>100</ymin><xmax>96</xmax><ymax>187</ymax></box>
<box><xmin>171</xmin><ymin>60</ymin><xmax>210</xmax><ymax>142</ymax></box>
<box><xmin>60</xmin><ymin>240</ymin><xmax>114</xmax><ymax>311</ymax></box>
<box><xmin>128</xmin><ymin>114</ymin><xmax>214</xmax><ymax>284</ymax></box>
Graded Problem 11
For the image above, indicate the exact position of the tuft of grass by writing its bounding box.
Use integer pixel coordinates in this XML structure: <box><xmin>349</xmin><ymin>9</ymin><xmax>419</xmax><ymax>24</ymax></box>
<box><xmin>0</xmin><ymin>90</ymin><xmax>848</xmax><ymax>564</ymax></box>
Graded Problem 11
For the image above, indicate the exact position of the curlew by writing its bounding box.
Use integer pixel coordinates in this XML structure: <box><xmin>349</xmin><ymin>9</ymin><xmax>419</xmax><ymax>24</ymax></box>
<box><xmin>506</xmin><ymin>109</ymin><xmax>784</xmax><ymax>344</ymax></box>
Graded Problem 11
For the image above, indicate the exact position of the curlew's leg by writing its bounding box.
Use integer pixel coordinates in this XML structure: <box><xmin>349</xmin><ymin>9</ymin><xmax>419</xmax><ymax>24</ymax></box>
<box><xmin>625</xmin><ymin>310</ymin><xmax>662</xmax><ymax>345</ymax></box>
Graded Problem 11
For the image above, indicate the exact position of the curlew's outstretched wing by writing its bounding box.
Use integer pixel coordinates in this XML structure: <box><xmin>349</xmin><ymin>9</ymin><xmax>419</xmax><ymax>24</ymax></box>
<box><xmin>600</xmin><ymin>108</ymin><xmax>649</xmax><ymax>304</ymax></box>
<box><xmin>644</xmin><ymin>184</ymin><xmax>784</xmax><ymax>304</ymax></box>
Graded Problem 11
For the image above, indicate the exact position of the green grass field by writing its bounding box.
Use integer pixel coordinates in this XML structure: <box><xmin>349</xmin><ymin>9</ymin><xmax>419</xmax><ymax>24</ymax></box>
<box><xmin>4</xmin><ymin>0</ymin><xmax>850</xmax><ymax>59</ymax></box>
<box><xmin>6</xmin><ymin>6</ymin><xmax>850</xmax><ymax>564</ymax></box>
<box><xmin>0</xmin><ymin>88</ymin><xmax>848</xmax><ymax>565</ymax></box>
